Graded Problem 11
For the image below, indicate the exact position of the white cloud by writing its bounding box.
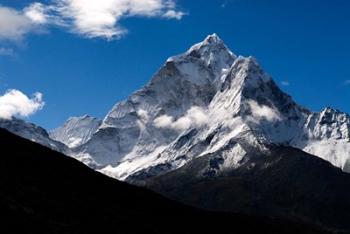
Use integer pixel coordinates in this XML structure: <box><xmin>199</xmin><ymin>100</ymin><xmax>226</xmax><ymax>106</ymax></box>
<box><xmin>0</xmin><ymin>0</ymin><xmax>184</xmax><ymax>41</ymax></box>
<box><xmin>0</xmin><ymin>89</ymin><xmax>45</xmax><ymax>120</ymax></box>
<box><xmin>0</xmin><ymin>2</ymin><xmax>53</xmax><ymax>42</ymax></box>
<box><xmin>163</xmin><ymin>10</ymin><xmax>185</xmax><ymax>20</ymax></box>
<box><xmin>53</xmin><ymin>0</ymin><xmax>185</xmax><ymax>39</ymax></box>
<box><xmin>174</xmin><ymin>106</ymin><xmax>209</xmax><ymax>129</ymax></box>
<box><xmin>24</xmin><ymin>3</ymin><xmax>50</xmax><ymax>24</ymax></box>
<box><xmin>154</xmin><ymin>106</ymin><xmax>209</xmax><ymax>131</ymax></box>
<box><xmin>0</xmin><ymin>6</ymin><xmax>35</xmax><ymax>41</ymax></box>
<box><xmin>154</xmin><ymin>114</ymin><xmax>173</xmax><ymax>128</ymax></box>
<box><xmin>344</xmin><ymin>80</ymin><xmax>350</xmax><ymax>85</ymax></box>
<box><xmin>171</xmin><ymin>116</ymin><xmax>191</xmax><ymax>130</ymax></box>
<box><xmin>137</xmin><ymin>109</ymin><xmax>149</xmax><ymax>121</ymax></box>
<box><xmin>247</xmin><ymin>100</ymin><xmax>281</xmax><ymax>122</ymax></box>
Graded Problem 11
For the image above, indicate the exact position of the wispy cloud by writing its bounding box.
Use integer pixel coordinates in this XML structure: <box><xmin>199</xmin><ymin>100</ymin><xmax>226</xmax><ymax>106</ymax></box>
<box><xmin>0</xmin><ymin>89</ymin><xmax>45</xmax><ymax>120</ymax></box>
<box><xmin>344</xmin><ymin>80</ymin><xmax>350</xmax><ymax>86</ymax></box>
<box><xmin>0</xmin><ymin>48</ymin><xmax>15</xmax><ymax>56</ymax></box>
<box><xmin>163</xmin><ymin>10</ymin><xmax>186</xmax><ymax>20</ymax></box>
<box><xmin>0</xmin><ymin>0</ymin><xmax>185</xmax><ymax>42</ymax></box>
<box><xmin>0</xmin><ymin>3</ymin><xmax>55</xmax><ymax>43</ymax></box>
<box><xmin>154</xmin><ymin>106</ymin><xmax>208</xmax><ymax>131</ymax></box>
<box><xmin>0</xmin><ymin>6</ymin><xmax>37</xmax><ymax>41</ymax></box>
<box><xmin>54</xmin><ymin>0</ymin><xmax>185</xmax><ymax>39</ymax></box>
<box><xmin>24</xmin><ymin>3</ymin><xmax>50</xmax><ymax>24</ymax></box>
<box><xmin>247</xmin><ymin>100</ymin><xmax>282</xmax><ymax>122</ymax></box>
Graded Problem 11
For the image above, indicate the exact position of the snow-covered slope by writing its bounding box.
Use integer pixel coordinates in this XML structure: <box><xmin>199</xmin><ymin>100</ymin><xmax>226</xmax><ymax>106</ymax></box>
<box><xmin>50</xmin><ymin>115</ymin><xmax>101</xmax><ymax>148</ymax></box>
<box><xmin>72</xmin><ymin>34</ymin><xmax>236</xmax><ymax>168</ymax></box>
<box><xmin>66</xmin><ymin>34</ymin><xmax>350</xmax><ymax>180</ymax></box>
<box><xmin>0</xmin><ymin>118</ymin><xmax>68</xmax><ymax>153</ymax></box>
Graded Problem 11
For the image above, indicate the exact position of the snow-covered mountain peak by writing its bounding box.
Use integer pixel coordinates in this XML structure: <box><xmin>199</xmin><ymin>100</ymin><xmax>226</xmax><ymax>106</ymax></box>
<box><xmin>50</xmin><ymin>115</ymin><xmax>101</xmax><ymax>148</ymax></box>
<box><xmin>103</xmin><ymin>34</ymin><xmax>237</xmax><ymax>128</ymax></box>
<box><xmin>319</xmin><ymin>107</ymin><xmax>350</xmax><ymax>122</ymax></box>
<box><xmin>204</xmin><ymin>33</ymin><xmax>221</xmax><ymax>42</ymax></box>
<box><xmin>166</xmin><ymin>34</ymin><xmax>236</xmax><ymax>85</ymax></box>
<box><xmin>188</xmin><ymin>33</ymin><xmax>227</xmax><ymax>52</ymax></box>
<box><xmin>311</xmin><ymin>107</ymin><xmax>350</xmax><ymax>140</ymax></box>
<box><xmin>41</xmin><ymin>35</ymin><xmax>350</xmax><ymax>180</ymax></box>
<box><xmin>3</xmin><ymin>35</ymin><xmax>350</xmax><ymax>183</ymax></box>
<box><xmin>221</xmin><ymin>56</ymin><xmax>271</xmax><ymax>89</ymax></box>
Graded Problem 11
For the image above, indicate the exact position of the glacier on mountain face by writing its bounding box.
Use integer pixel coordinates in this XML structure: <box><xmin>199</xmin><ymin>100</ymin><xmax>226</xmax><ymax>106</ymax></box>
<box><xmin>28</xmin><ymin>34</ymin><xmax>350</xmax><ymax>181</ymax></box>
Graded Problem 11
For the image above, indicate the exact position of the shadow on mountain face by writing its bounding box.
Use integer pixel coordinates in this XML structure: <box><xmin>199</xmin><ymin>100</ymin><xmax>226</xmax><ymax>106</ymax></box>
<box><xmin>0</xmin><ymin>128</ymin><xmax>332</xmax><ymax>234</ymax></box>
<box><xmin>143</xmin><ymin>146</ymin><xmax>350</xmax><ymax>233</ymax></box>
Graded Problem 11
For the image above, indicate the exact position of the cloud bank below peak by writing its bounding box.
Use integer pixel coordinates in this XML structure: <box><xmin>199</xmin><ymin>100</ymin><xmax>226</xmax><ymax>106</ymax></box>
<box><xmin>0</xmin><ymin>0</ymin><xmax>185</xmax><ymax>41</ymax></box>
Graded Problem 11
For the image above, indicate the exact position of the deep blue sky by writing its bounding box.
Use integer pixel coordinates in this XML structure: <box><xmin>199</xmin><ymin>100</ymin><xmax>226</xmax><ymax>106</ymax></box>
<box><xmin>0</xmin><ymin>0</ymin><xmax>350</xmax><ymax>129</ymax></box>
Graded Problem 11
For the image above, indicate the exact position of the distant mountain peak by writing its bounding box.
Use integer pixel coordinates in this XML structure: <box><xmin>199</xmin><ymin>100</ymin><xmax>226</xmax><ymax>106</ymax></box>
<box><xmin>50</xmin><ymin>115</ymin><xmax>101</xmax><ymax>148</ymax></box>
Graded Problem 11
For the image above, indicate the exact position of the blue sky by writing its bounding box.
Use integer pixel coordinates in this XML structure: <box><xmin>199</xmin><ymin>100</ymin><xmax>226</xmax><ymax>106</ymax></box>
<box><xmin>0</xmin><ymin>0</ymin><xmax>349</xmax><ymax>129</ymax></box>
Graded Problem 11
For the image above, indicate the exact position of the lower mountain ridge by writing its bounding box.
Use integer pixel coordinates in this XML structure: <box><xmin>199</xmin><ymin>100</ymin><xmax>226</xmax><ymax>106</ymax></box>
<box><xmin>0</xmin><ymin>128</ymin><xmax>331</xmax><ymax>234</ymax></box>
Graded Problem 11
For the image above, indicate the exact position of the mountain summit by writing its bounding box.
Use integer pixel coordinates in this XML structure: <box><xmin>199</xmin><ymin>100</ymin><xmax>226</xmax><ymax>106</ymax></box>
<box><xmin>44</xmin><ymin>34</ymin><xmax>347</xmax><ymax>180</ymax></box>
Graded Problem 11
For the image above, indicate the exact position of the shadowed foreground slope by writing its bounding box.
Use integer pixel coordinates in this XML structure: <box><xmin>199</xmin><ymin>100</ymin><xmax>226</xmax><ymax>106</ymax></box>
<box><xmin>144</xmin><ymin>146</ymin><xmax>350</xmax><ymax>233</ymax></box>
<box><xmin>0</xmin><ymin>128</ymin><xmax>331</xmax><ymax>234</ymax></box>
